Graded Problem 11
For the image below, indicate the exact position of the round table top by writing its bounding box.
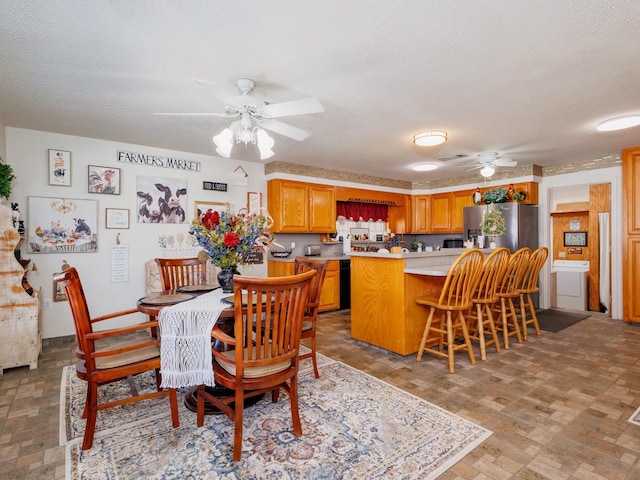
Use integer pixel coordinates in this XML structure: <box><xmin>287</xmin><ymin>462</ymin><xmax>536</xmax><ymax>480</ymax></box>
<box><xmin>136</xmin><ymin>289</ymin><xmax>235</xmax><ymax>318</ymax></box>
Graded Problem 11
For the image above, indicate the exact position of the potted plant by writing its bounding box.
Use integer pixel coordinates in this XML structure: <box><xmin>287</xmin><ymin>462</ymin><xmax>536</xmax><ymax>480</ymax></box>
<box><xmin>0</xmin><ymin>162</ymin><xmax>16</xmax><ymax>200</ymax></box>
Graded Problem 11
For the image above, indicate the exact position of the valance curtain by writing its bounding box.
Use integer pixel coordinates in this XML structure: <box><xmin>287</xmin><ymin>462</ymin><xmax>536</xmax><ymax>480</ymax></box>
<box><xmin>336</xmin><ymin>201</ymin><xmax>388</xmax><ymax>222</ymax></box>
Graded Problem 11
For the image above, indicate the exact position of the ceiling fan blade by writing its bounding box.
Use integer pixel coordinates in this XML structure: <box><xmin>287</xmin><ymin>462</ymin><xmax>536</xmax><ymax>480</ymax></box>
<box><xmin>260</xmin><ymin>119</ymin><xmax>310</xmax><ymax>141</ymax></box>
<box><xmin>194</xmin><ymin>79</ymin><xmax>243</xmax><ymax>108</ymax></box>
<box><xmin>262</xmin><ymin>97</ymin><xmax>324</xmax><ymax>118</ymax></box>
<box><xmin>495</xmin><ymin>158</ymin><xmax>517</xmax><ymax>167</ymax></box>
<box><xmin>153</xmin><ymin>112</ymin><xmax>236</xmax><ymax>117</ymax></box>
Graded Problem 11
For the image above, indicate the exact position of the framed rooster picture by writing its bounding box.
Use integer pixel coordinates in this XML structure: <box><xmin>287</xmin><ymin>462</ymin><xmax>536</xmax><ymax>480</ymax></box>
<box><xmin>88</xmin><ymin>165</ymin><xmax>121</xmax><ymax>194</ymax></box>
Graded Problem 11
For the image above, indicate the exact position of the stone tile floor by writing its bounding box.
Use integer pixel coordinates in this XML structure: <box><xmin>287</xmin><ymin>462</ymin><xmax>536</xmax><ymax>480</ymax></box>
<box><xmin>1</xmin><ymin>310</ymin><xmax>639</xmax><ymax>479</ymax></box>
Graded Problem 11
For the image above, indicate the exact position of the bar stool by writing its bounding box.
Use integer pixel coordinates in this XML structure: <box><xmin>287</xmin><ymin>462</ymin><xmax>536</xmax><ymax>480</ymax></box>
<box><xmin>494</xmin><ymin>247</ymin><xmax>530</xmax><ymax>349</ymax></box>
<box><xmin>416</xmin><ymin>249</ymin><xmax>484</xmax><ymax>374</ymax></box>
<box><xmin>517</xmin><ymin>246</ymin><xmax>549</xmax><ymax>340</ymax></box>
<box><xmin>465</xmin><ymin>247</ymin><xmax>510</xmax><ymax>360</ymax></box>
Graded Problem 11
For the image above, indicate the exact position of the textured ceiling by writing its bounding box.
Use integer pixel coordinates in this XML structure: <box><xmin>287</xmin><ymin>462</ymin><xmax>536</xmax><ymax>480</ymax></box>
<box><xmin>1</xmin><ymin>1</ymin><xmax>639</xmax><ymax>183</ymax></box>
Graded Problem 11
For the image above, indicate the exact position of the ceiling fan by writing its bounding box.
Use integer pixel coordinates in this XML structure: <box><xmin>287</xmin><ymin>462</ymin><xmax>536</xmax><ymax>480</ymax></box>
<box><xmin>466</xmin><ymin>152</ymin><xmax>517</xmax><ymax>178</ymax></box>
<box><xmin>155</xmin><ymin>79</ymin><xmax>324</xmax><ymax>158</ymax></box>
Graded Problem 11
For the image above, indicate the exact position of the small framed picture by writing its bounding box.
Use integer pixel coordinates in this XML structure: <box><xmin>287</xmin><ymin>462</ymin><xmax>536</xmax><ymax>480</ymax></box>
<box><xmin>564</xmin><ymin>231</ymin><xmax>587</xmax><ymax>247</ymax></box>
<box><xmin>247</xmin><ymin>192</ymin><xmax>262</xmax><ymax>213</ymax></box>
<box><xmin>48</xmin><ymin>149</ymin><xmax>71</xmax><ymax>186</ymax></box>
<box><xmin>54</xmin><ymin>279</ymin><xmax>67</xmax><ymax>302</ymax></box>
<box><xmin>105</xmin><ymin>208</ymin><xmax>130</xmax><ymax>229</ymax></box>
<box><xmin>193</xmin><ymin>201</ymin><xmax>229</xmax><ymax>221</ymax></box>
<box><xmin>88</xmin><ymin>166</ymin><xmax>121</xmax><ymax>194</ymax></box>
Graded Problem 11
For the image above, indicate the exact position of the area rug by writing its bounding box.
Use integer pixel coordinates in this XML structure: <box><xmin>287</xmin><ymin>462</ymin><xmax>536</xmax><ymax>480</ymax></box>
<box><xmin>62</xmin><ymin>356</ymin><xmax>491</xmax><ymax>479</ymax></box>
<box><xmin>628</xmin><ymin>406</ymin><xmax>640</xmax><ymax>426</ymax></box>
<box><xmin>532</xmin><ymin>309</ymin><xmax>590</xmax><ymax>332</ymax></box>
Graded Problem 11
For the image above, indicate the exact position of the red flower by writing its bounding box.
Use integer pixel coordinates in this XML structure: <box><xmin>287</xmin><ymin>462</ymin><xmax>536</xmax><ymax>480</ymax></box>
<box><xmin>202</xmin><ymin>210</ymin><xmax>220</xmax><ymax>230</ymax></box>
<box><xmin>223</xmin><ymin>232</ymin><xmax>239</xmax><ymax>248</ymax></box>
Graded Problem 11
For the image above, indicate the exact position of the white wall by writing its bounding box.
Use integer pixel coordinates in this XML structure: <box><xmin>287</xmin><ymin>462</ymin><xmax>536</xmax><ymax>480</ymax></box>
<box><xmin>6</xmin><ymin>127</ymin><xmax>267</xmax><ymax>338</ymax></box>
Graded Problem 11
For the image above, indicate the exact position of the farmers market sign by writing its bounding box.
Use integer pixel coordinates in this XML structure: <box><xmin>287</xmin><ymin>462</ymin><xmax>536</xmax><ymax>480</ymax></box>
<box><xmin>117</xmin><ymin>150</ymin><xmax>201</xmax><ymax>172</ymax></box>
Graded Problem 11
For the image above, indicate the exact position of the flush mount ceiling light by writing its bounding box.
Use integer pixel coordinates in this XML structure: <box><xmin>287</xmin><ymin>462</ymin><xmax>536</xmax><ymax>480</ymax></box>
<box><xmin>412</xmin><ymin>163</ymin><xmax>438</xmax><ymax>172</ymax></box>
<box><xmin>480</xmin><ymin>166</ymin><xmax>495</xmax><ymax>178</ymax></box>
<box><xmin>596</xmin><ymin>114</ymin><xmax>640</xmax><ymax>132</ymax></box>
<box><xmin>213</xmin><ymin>112</ymin><xmax>275</xmax><ymax>160</ymax></box>
<box><xmin>413</xmin><ymin>130</ymin><xmax>448</xmax><ymax>147</ymax></box>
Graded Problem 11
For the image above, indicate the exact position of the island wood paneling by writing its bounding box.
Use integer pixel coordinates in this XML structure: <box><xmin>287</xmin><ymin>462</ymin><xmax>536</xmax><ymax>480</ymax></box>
<box><xmin>350</xmin><ymin>256</ymin><xmax>443</xmax><ymax>355</ymax></box>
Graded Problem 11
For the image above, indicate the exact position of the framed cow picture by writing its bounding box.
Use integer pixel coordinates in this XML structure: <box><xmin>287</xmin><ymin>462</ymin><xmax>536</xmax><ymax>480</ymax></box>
<box><xmin>27</xmin><ymin>197</ymin><xmax>98</xmax><ymax>254</ymax></box>
<box><xmin>136</xmin><ymin>175</ymin><xmax>188</xmax><ymax>223</ymax></box>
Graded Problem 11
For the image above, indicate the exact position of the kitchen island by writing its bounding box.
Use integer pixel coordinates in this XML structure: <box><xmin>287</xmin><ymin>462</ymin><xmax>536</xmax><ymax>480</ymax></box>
<box><xmin>350</xmin><ymin>248</ymin><xmax>480</xmax><ymax>355</ymax></box>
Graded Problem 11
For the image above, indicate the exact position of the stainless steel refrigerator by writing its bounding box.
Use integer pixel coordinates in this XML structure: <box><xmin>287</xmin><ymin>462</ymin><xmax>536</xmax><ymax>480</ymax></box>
<box><xmin>463</xmin><ymin>203</ymin><xmax>538</xmax><ymax>252</ymax></box>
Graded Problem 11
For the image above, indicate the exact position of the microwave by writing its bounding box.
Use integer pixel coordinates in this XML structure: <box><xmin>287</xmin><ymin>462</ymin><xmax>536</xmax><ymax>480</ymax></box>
<box><xmin>443</xmin><ymin>239</ymin><xmax>463</xmax><ymax>248</ymax></box>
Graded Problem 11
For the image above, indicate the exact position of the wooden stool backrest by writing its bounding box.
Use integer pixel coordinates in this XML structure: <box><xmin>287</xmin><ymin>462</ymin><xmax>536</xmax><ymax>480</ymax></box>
<box><xmin>496</xmin><ymin>247</ymin><xmax>531</xmax><ymax>297</ymax></box>
<box><xmin>519</xmin><ymin>246</ymin><xmax>549</xmax><ymax>292</ymax></box>
<box><xmin>437</xmin><ymin>249</ymin><xmax>484</xmax><ymax>308</ymax></box>
<box><xmin>473</xmin><ymin>247</ymin><xmax>510</xmax><ymax>303</ymax></box>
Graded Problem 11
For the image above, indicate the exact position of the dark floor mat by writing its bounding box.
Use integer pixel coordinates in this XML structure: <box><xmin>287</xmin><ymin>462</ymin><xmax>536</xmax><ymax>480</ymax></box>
<box><xmin>532</xmin><ymin>309</ymin><xmax>590</xmax><ymax>332</ymax></box>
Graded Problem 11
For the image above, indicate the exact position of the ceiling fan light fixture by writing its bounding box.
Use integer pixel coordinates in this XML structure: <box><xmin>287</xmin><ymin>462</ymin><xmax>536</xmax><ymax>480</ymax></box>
<box><xmin>596</xmin><ymin>114</ymin><xmax>640</xmax><ymax>132</ymax></box>
<box><xmin>413</xmin><ymin>163</ymin><xmax>438</xmax><ymax>172</ymax></box>
<box><xmin>256</xmin><ymin>128</ymin><xmax>275</xmax><ymax>160</ymax></box>
<box><xmin>480</xmin><ymin>166</ymin><xmax>495</xmax><ymax>178</ymax></box>
<box><xmin>413</xmin><ymin>130</ymin><xmax>447</xmax><ymax>147</ymax></box>
<box><xmin>213</xmin><ymin>128</ymin><xmax>234</xmax><ymax>158</ymax></box>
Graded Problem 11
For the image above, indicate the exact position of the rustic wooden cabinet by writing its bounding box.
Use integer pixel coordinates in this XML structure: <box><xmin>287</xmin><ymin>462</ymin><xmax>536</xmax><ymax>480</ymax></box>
<box><xmin>411</xmin><ymin>195</ymin><xmax>430</xmax><ymax>233</ymax></box>
<box><xmin>622</xmin><ymin>146</ymin><xmax>640</xmax><ymax>323</ymax></box>
<box><xmin>267</xmin><ymin>179</ymin><xmax>336</xmax><ymax>233</ymax></box>
<box><xmin>0</xmin><ymin>203</ymin><xmax>41</xmax><ymax>375</ymax></box>
<box><xmin>267</xmin><ymin>259</ymin><xmax>340</xmax><ymax>312</ymax></box>
<box><xmin>429</xmin><ymin>191</ymin><xmax>473</xmax><ymax>233</ymax></box>
<box><xmin>451</xmin><ymin>189</ymin><xmax>475</xmax><ymax>232</ymax></box>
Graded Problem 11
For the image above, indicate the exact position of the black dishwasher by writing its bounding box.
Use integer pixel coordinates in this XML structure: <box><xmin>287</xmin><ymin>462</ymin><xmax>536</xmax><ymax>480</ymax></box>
<box><xmin>339</xmin><ymin>259</ymin><xmax>351</xmax><ymax>309</ymax></box>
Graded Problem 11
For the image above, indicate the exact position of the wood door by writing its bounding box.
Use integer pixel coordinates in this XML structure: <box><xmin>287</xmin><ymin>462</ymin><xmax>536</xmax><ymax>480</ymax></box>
<box><xmin>308</xmin><ymin>184</ymin><xmax>336</xmax><ymax>232</ymax></box>
<box><xmin>622</xmin><ymin>146</ymin><xmax>640</xmax><ymax>323</ymax></box>
<box><xmin>451</xmin><ymin>189</ymin><xmax>474</xmax><ymax>233</ymax></box>
<box><xmin>411</xmin><ymin>195</ymin><xmax>430</xmax><ymax>233</ymax></box>
<box><xmin>268</xmin><ymin>180</ymin><xmax>308</xmax><ymax>232</ymax></box>
<box><xmin>429</xmin><ymin>193</ymin><xmax>452</xmax><ymax>233</ymax></box>
<box><xmin>318</xmin><ymin>260</ymin><xmax>340</xmax><ymax>311</ymax></box>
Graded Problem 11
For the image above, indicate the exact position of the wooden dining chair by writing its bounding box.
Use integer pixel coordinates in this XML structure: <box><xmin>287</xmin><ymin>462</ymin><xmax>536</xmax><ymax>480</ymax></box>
<box><xmin>293</xmin><ymin>256</ymin><xmax>329</xmax><ymax>378</ymax></box>
<box><xmin>415</xmin><ymin>249</ymin><xmax>484</xmax><ymax>374</ymax></box>
<box><xmin>54</xmin><ymin>267</ymin><xmax>179</xmax><ymax>450</ymax></box>
<box><xmin>155</xmin><ymin>257</ymin><xmax>208</xmax><ymax>290</ymax></box>
<box><xmin>465</xmin><ymin>247</ymin><xmax>510</xmax><ymax>360</ymax></box>
<box><xmin>517</xmin><ymin>246</ymin><xmax>549</xmax><ymax>340</ymax></box>
<box><xmin>493</xmin><ymin>247</ymin><xmax>531</xmax><ymax>349</ymax></box>
<box><xmin>196</xmin><ymin>270</ymin><xmax>316</xmax><ymax>461</ymax></box>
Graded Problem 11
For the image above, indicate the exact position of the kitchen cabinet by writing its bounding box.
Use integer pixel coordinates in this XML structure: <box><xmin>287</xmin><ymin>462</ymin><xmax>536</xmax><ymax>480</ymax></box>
<box><xmin>0</xmin><ymin>203</ymin><xmax>41</xmax><ymax>375</ymax></box>
<box><xmin>428</xmin><ymin>191</ymin><xmax>475</xmax><ymax>234</ymax></box>
<box><xmin>318</xmin><ymin>260</ymin><xmax>340</xmax><ymax>311</ymax></box>
<box><xmin>267</xmin><ymin>259</ymin><xmax>340</xmax><ymax>312</ymax></box>
<box><xmin>267</xmin><ymin>179</ymin><xmax>336</xmax><ymax>233</ymax></box>
<box><xmin>622</xmin><ymin>146</ymin><xmax>640</xmax><ymax>323</ymax></box>
<box><xmin>411</xmin><ymin>195</ymin><xmax>431</xmax><ymax>233</ymax></box>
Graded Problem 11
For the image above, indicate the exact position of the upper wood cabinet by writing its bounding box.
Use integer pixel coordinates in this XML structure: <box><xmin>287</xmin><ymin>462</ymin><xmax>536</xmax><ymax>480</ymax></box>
<box><xmin>268</xmin><ymin>179</ymin><xmax>336</xmax><ymax>233</ymax></box>
<box><xmin>411</xmin><ymin>195</ymin><xmax>431</xmax><ymax>233</ymax></box>
<box><xmin>622</xmin><ymin>146</ymin><xmax>640</xmax><ymax>323</ymax></box>
<box><xmin>427</xmin><ymin>190</ymin><xmax>474</xmax><ymax>234</ymax></box>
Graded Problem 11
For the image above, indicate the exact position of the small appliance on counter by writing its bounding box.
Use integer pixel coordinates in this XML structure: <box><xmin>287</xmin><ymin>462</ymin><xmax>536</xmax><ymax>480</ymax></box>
<box><xmin>443</xmin><ymin>238</ymin><xmax>463</xmax><ymax>248</ymax></box>
<box><xmin>303</xmin><ymin>244</ymin><xmax>322</xmax><ymax>256</ymax></box>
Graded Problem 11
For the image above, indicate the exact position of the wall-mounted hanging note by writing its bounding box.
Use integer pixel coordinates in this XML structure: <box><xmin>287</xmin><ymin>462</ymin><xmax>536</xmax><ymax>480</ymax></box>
<box><xmin>111</xmin><ymin>244</ymin><xmax>129</xmax><ymax>283</ymax></box>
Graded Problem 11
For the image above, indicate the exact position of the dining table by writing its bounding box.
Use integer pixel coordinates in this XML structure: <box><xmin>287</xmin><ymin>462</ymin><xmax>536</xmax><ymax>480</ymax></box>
<box><xmin>137</xmin><ymin>286</ymin><xmax>262</xmax><ymax>414</ymax></box>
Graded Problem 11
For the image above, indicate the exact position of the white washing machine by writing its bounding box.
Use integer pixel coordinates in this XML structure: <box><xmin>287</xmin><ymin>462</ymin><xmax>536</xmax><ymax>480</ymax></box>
<box><xmin>551</xmin><ymin>260</ymin><xmax>590</xmax><ymax>310</ymax></box>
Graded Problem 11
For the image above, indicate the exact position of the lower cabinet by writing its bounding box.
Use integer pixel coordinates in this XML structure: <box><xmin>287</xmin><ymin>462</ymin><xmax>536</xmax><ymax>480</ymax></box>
<box><xmin>267</xmin><ymin>259</ymin><xmax>340</xmax><ymax>312</ymax></box>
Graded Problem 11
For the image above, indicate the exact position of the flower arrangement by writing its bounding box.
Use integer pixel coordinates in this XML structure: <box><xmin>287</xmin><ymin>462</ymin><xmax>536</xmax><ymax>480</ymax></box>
<box><xmin>482</xmin><ymin>187</ymin><xmax>508</xmax><ymax>204</ymax></box>
<box><xmin>189</xmin><ymin>208</ymin><xmax>275</xmax><ymax>268</ymax></box>
<box><xmin>480</xmin><ymin>206</ymin><xmax>507</xmax><ymax>237</ymax></box>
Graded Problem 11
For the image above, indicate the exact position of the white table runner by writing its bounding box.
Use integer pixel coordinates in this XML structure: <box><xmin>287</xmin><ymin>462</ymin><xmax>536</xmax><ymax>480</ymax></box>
<box><xmin>158</xmin><ymin>288</ymin><xmax>228</xmax><ymax>388</ymax></box>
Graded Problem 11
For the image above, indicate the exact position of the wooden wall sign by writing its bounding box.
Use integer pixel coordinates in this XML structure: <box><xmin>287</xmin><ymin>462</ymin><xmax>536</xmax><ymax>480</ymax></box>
<box><xmin>117</xmin><ymin>150</ymin><xmax>200</xmax><ymax>172</ymax></box>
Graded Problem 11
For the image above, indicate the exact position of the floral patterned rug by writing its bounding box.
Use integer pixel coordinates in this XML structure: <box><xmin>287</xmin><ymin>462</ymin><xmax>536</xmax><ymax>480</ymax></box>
<box><xmin>628</xmin><ymin>406</ymin><xmax>640</xmax><ymax>426</ymax></box>
<box><xmin>62</xmin><ymin>355</ymin><xmax>491</xmax><ymax>479</ymax></box>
